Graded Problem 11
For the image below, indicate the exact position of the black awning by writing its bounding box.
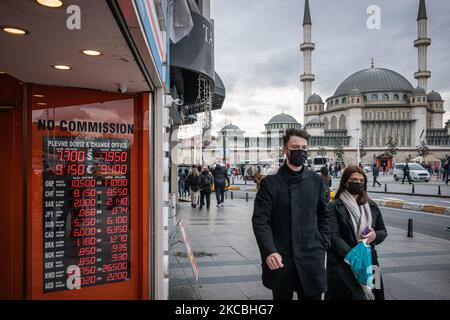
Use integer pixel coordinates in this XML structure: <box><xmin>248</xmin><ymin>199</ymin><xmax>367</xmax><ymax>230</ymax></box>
<box><xmin>212</xmin><ymin>72</ymin><xmax>225</xmax><ymax>110</ymax></box>
<box><xmin>170</xmin><ymin>8</ymin><xmax>214</xmax><ymax>82</ymax></box>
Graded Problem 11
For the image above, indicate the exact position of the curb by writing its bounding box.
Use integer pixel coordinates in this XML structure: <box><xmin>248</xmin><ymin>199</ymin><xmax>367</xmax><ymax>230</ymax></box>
<box><xmin>368</xmin><ymin>190</ymin><xmax>450</xmax><ymax>199</ymax></box>
<box><xmin>374</xmin><ymin>199</ymin><xmax>450</xmax><ymax>216</ymax></box>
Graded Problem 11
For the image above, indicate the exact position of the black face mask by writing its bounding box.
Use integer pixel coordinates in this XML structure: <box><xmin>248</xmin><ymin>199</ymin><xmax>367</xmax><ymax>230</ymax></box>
<box><xmin>288</xmin><ymin>149</ymin><xmax>308</xmax><ymax>167</ymax></box>
<box><xmin>347</xmin><ymin>181</ymin><xmax>365</xmax><ymax>195</ymax></box>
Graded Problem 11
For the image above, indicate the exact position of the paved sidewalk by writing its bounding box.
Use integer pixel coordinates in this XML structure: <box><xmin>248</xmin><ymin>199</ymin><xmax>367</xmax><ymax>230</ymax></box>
<box><xmin>169</xmin><ymin>199</ymin><xmax>450</xmax><ymax>300</ymax></box>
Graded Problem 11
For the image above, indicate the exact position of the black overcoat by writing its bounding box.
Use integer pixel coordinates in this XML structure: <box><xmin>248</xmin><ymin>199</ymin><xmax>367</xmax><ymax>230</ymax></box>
<box><xmin>326</xmin><ymin>197</ymin><xmax>387</xmax><ymax>300</ymax></box>
<box><xmin>252</xmin><ymin>164</ymin><xmax>331</xmax><ymax>297</ymax></box>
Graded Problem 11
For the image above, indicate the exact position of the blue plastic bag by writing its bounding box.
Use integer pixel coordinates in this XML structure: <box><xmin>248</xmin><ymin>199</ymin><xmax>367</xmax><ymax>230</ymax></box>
<box><xmin>344</xmin><ymin>240</ymin><xmax>374</xmax><ymax>289</ymax></box>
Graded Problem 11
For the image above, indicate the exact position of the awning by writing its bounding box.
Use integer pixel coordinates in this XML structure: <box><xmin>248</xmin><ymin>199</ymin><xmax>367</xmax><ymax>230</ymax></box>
<box><xmin>170</xmin><ymin>0</ymin><xmax>225</xmax><ymax>115</ymax></box>
<box><xmin>212</xmin><ymin>72</ymin><xmax>225</xmax><ymax>110</ymax></box>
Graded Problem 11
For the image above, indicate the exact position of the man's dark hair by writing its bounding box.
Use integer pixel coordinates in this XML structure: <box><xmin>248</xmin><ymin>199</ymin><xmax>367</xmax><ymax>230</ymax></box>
<box><xmin>283</xmin><ymin>128</ymin><xmax>310</xmax><ymax>146</ymax></box>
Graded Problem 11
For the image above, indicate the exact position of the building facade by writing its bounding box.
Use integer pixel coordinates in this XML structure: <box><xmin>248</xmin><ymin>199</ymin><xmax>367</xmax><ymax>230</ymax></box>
<box><xmin>300</xmin><ymin>0</ymin><xmax>449</xmax><ymax>166</ymax></box>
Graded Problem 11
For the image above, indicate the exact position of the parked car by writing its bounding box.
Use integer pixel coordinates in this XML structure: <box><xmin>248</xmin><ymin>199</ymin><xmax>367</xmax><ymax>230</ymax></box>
<box><xmin>362</xmin><ymin>164</ymin><xmax>373</xmax><ymax>173</ymax></box>
<box><xmin>393</xmin><ymin>163</ymin><xmax>430</xmax><ymax>182</ymax></box>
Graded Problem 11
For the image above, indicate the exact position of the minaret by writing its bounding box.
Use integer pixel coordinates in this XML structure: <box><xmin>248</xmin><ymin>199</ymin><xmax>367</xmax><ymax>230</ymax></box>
<box><xmin>414</xmin><ymin>0</ymin><xmax>431</xmax><ymax>91</ymax></box>
<box><xmin>300</xmin><ymin>0</ymin><xmax>315</xmax><ymax>122</ymax></box>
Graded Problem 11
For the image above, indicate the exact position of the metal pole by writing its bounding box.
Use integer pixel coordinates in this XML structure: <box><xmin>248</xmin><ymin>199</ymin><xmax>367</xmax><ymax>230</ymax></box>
<box><xmin>384</xmin><ymin>184</ymin><xmax>387</xmax><ymax>192</ymax></box>
<box><xmin>412</xmin><ymin>184</ymin><xmax>415</xmax><ymax>194</ymax></box>
<box><xmin>356</xmin><ymin>128</ymin><xmax>360</xmax><ymax>166</ymax></box>
<box><xmin>438</xmin><ymin>185</ymin><xmax>441</xmax><ymax>196</ymax></box>
<box><xmin>246</xmin><ymin>192</ymin><xmax>249</xmax><ymax>202</ymax></box>
<box><xmin>407</xmin><ymin>218</ymin><xmax>414</xmax><ymax>238</ymax></box>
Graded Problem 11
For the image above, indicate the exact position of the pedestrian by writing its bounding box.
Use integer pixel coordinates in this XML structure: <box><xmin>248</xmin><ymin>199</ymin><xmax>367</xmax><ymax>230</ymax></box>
<box><xmin>178</xmin><ymin>168</ymin><xmax>186</xmax><ymax>198</ymax></box>
<box><xmin>212</xmin><ymin>163</ymin><xmax>230</xmax><ymax>207</ymax></box>
<box><xmin>320</xmin><ymin>166</ymin><xmax>332</xmax><ymax>203</ymax></box>
<box><xmin>241</xmin><ymin>165</ymin><xmax>245</xmax><ymax>180</ymax></box>
<box><xmin>184</xmin><ymin>169</ymin><xmax>190</xmax><ymax>197</ymax></box>
<box><xmin>252</xmin><ymin>128</ymin><xmax>331</xmax><ymax>300</ymax></box>
<box><xmin>199</xmin><ymin>168</ymin><xmax>213</xmax><ymax>210</ymax></box>
<box><xmin>382</xmin><ymin>164</ymin><xmax>386</xmax><ymax>175</ymax></box>
<box><xmin>446</xmin><ymin>162</ymin><xmax>450</xmax><ymax>185</ymax></box>
<box><xmin>185</xmin><ymin>165</ymin><xmax>200</xmax><ymax>208</ymax></box>
<box><xmin>326</xmin><ymin>165</ymin><xmax>387</xmax><ymax>300</ymax></box>
<box><xmin>372</xmin><ymin>164</ymin><xmax>381</xmax><ymax>187</ymax></box>
<box><xmin>254</xmin><ymin>166</ymin><xmax>264</xmax><ymax>191</ymax></box>
<box><xmin>402</xmin><ymin>163</ymin><xmax>412</xmax><ymax>184</ymax></box>
<box><xmin>329</xmin><ymin>164</ymin><xmax>333</xmax><ymax>177</ymax></box>
<box><xmin>444</xmin><ymin>161</ymin><xmax>450</xmax><ymax>183</ymax></box>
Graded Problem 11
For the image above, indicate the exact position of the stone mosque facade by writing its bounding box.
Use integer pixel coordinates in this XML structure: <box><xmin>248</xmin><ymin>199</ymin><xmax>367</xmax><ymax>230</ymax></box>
<box><xmin>300</xmin><ymin>0</ymin><xmax>450</xmax><ymax>165</ymax></box>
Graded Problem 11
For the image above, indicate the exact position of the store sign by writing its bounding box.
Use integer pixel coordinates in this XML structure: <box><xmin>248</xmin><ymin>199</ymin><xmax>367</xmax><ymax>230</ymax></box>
<box><xmin>42</xmin><ymin>136</ymin><xmax>131</xmax><ymax>293</ymax></box>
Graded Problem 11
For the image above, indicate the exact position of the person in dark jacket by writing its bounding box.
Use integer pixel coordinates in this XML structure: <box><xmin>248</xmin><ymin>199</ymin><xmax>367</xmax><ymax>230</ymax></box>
<box><xmin>372</xmin><ymin>164</ymin><xmax>381</xmax><ymax>187</ymax></box>
<box><xmin>212</xmin><ymin>164</ymin><xmax>230</xmax><ymax>207</ymax></box>
<box><xmin>178</xmin><ymin>168</ymin><xmax>186</xmax><ymax>198</ymax></box>
<box><xmin>252</xmin><ymin>128</ymin><xmax>331</xmax><ymax>300</ymax></box>
<box><xmin>402</xmin><ymin>163</ymin><xmax>412</xmax><ymax>184</ymax></box>
<box><xmin>185</xmin><ymin>165</ymin><xmax>200</xmax><ymax>208</ymax></box>
<box><xmin>326</xmin><ymin>165</ymin><xmax>387</xmax><ymax>300</ymax></box>
<box><xmin>199</xmin><ymin>168</ymin><xmax>213</xmax><ymax>210</ymax></box>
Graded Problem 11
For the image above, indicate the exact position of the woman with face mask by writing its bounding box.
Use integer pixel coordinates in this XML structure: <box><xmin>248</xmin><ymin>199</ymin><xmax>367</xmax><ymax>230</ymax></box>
<box><xmin>326</xmin><ymin>165</ymin><xmax>387</xmax><ymax>300</ymax></box>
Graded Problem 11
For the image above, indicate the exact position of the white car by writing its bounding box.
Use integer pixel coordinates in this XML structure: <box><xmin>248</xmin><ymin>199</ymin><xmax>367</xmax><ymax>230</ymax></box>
<box><xmin>393</xmin><ymin>163</ymin><xmax>430</xmax><ymax>182</ymax></box>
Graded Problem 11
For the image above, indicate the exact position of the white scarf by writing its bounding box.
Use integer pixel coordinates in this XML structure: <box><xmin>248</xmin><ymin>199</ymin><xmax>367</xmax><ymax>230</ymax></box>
<box><xmin>340</xmin><ymin>190</ymin><xmax>375</xmax><ymax>300</ymax></box>
<box><xmin>339</xmin><ymin>190</ymin><xmax>372</xmax><ymax>241</ymax></box>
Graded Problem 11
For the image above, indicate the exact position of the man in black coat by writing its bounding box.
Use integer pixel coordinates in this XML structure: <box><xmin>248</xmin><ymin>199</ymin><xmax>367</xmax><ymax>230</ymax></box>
<box><xmin>252</xmin><ymin>128</ymin><xmax>331</xmax><ymax>300</ymax></box>
<box><xmin>372</xmin><ymin>164</ymin><xmax>381</xmax><ymax>187</ymax></box>
<box><xmin>212</xmin><ymin>164</ymin><xmax>230</xmax><ymax>207</ymax></box>
<box><xmin>402</xmin><ymin>163</ymin><xmax>412</xmax><ymax>184</ymax></box>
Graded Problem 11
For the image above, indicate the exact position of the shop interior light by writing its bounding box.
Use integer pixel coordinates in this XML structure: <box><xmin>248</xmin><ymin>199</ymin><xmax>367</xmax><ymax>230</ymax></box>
<box><xmin>1</xmin><ymin>25</ymin><xmax>29</xmax><ymax>36</ymax></box>
<box><xmin>52</xmin><ymin>65</ymin><xmax>72</xmax><ymax>71</ymax></box>
<box><xmin>0</xmin><ymin>70</ymin><xmax>6</xmax><ymax>74</ymax></box>
<box><xmin>37</xmin><ymin>102</ymin><xmax>47</xmax><ymax>106</ymax></box>
<box><xmin>36</xmin><ymin>0</ymin><xmax>63</xmax><ymax>8</ymax></box>
<box><xmin>82</xmin><ymin>49</ymin><xmax>102</xmax><ymax>57</ymax></box>
<box><xmin>33</xmin><ymin>94</ymin><xmax>45</xmax><ymax>98</ymax></box>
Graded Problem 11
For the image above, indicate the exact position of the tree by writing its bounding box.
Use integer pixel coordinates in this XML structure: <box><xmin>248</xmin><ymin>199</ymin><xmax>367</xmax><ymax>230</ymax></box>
<box><xmin>333</xmin><ymin>144</ymin><xmax>344</xmax><ymax>164</ymax></box>
<box><xmin>385</xmin><ymin>136</ymin><xmax>398</xmax><ymax>158</ymax></box>
<box><xmin>359</xmin><ymin>138</ymin><xmax>367</xmax><ymax>162</ymax></box>
<box><xmin>417</xmin><ymin>140</ymin><xmax>430</xmax><ymax>159</ymax></box>
<box><xmin>318</xmin><ymin>146</ymin><xmax>327</xmax><ymax>158</ymax></box>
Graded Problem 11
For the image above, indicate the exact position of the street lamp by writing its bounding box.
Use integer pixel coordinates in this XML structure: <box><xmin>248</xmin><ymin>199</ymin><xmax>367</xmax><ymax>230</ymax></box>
<box><xmin>356</xmin><ymin>126</ymin><xmax>360</xmax><ymax>166</ymax></box>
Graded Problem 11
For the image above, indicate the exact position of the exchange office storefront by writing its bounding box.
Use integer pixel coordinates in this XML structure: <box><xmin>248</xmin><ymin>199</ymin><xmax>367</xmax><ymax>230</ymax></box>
<box><xmin>0</xmin><ymin>0</ymin><xmax>169</xmax><ymax>300</ymax></box>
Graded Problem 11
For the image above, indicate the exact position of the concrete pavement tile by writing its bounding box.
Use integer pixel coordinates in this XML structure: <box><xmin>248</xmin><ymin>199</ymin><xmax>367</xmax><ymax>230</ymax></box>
<box><xmin>382</xmin><ymin>274</ymin><xmax>443</xmax><ymax>300</ymax></box>
<box><xmin>169</xmin><ymin>285</ymin><xmax>199</xmax><ymax>300</ymax></box>
<box><xmin>219</xmin><ymin>265</ymin><xmax>260</xmax><ymax>277</ymax></box>
<box><xmin>419</xmin><ymin>283</ymin><xmax>450</xmax><ymax>299</ymax></box>
<box><xmin>197</xmin><ymin>283</ymin><xmax>249</xmax><ymax>300</ymax></box>
<box><xmin>234</xmin><ymin>281</ymin><xmax>271</xmax><ymax>300</ymax></box>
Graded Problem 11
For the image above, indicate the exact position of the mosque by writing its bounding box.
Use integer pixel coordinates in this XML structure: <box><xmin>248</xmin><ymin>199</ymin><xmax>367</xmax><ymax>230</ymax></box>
<box><xmin>300</xmin><ymin>0</ymin><xmax>450</xmax><ymax>166</ymax></box>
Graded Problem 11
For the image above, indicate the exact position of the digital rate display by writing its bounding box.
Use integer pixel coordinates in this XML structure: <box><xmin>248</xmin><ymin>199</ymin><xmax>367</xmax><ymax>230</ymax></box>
<box><xmin>42</xmin><ymin>136</ymin><xmax>131</xmax><ymax>293</ymax></box>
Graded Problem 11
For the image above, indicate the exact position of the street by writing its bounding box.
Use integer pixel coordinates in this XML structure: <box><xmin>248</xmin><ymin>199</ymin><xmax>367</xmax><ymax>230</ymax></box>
<box><xmin>381</xmin><ymin>207</ymin><xmax>450</xmax><ymax>241</ymax></box>
<box><xmin>169</xmin><ymin>194</ymin><xmax>450</xmax><ymax>300</ymax></box>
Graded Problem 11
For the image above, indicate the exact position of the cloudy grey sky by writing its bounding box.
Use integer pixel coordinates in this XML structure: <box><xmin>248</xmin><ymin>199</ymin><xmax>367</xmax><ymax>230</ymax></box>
<box><xmin>208</xmin><ymin>0</ymin><xmax>450</xmax><ymax>136</ymax></box>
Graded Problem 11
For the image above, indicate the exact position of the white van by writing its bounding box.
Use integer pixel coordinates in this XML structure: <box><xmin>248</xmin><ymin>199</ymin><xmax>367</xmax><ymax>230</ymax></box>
<box><xmin>313</xmin><ymin>156</ymin><xmax>329</xmax><ymax>173</ymax></box>
<box><xmin>393</xmin><ymin>163</ymin><xmax>430</xmax><ymax>182</ymax></box>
